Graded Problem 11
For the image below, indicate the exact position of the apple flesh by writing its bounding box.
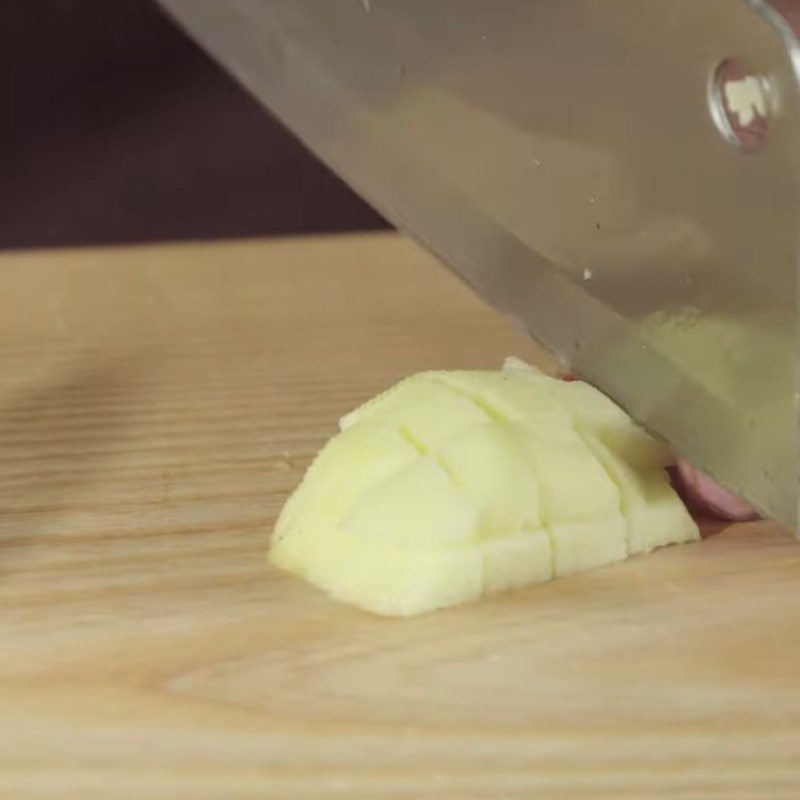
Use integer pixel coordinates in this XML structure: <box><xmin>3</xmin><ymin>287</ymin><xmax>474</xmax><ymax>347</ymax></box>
<box><xmin>270</xmin><ymin>360</ymin><xmax>699</xmax><ymax>616</ymax></box>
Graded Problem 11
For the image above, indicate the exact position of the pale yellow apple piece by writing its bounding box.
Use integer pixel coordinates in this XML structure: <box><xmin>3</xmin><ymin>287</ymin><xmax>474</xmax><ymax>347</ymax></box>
<box><xmin>482</xmin><ymin>530</ymin><xmax>553</xmax><ymax>593</ymax></box>
<box><xmin>549</xmin><ymin>517</ymin><xmax>628</xmax><ymax>576</ymax></box>
<box><xmin>437</xmin><ymin>422</ymin><xmax>542</xmax><ymax>537</ymax></box>
<box><xmin>340</xmin><ymin>455</ymin><xmax>477</xmax><ymax>548</ymax></box>
<box><xmin>516</xmin><ymin>430</ymin><xmax>621</xmax><ymax>523</ymax></box>
<box><xmin>501</xmin><ymin>357</ymin><xmax>669</xmax><ymax>469</ymax></box>
<box><xmin>270</xmin><ymin>362</ymin><xmax>698</xmax><ymax>616</ymax></box>
<box><xmin>271</xmin><ymin>526</ymin><xmax>483</xmax><ymax>616</ymax></box>
<box><xmin>274</xmin><ymin>419</ymin><xmax>418</xmax><ymax>539</ymax></box>
<box><xmin>339</xmin><ymin>375</ymin><xmax>490</xmax><ymax>448</ymax></box>
<box><xmin>431</xmin><ymin>370</ymin><xmax>575</xmax><ymax>434</ymax></box>
<box><xmin>582</xmin><ymin>432</ymin><xmax>699</xmax><ymax>554</ymax></box>
<box><xmin>551</xmin><ymin>380</ymin><xmax>671</xmax><ymax>469</ymax></box>
<box><xmin>515</xmin><ymin>428</ymin><xmax>627</xmax><ymax>575</ymax></box>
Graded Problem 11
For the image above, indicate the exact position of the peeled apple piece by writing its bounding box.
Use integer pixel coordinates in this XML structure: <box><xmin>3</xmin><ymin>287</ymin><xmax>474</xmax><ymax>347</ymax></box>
<box><xmin>270</xmin><ymin>360</ymin><xmax>699</xmax><ymax>616</ymax></box>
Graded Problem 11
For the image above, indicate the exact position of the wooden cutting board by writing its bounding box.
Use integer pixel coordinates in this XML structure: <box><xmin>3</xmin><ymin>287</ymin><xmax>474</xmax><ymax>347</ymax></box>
<box><xmin>1</xmin><ymin>232</ymin><xmax>798</xmax><ymax>799</ymax></box>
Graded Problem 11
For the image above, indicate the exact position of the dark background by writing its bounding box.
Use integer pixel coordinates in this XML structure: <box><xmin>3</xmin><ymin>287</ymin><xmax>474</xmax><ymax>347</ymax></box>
<box><xmin>1</xmin><ymin>0</ymin><xmax>388</xmax><ymax>251</ymax></box>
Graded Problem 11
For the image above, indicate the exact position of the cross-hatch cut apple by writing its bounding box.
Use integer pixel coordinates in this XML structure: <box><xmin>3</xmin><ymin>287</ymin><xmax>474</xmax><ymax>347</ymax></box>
<box><xmin>270</xmin><ymin>358</ymin><xmax>699</xmax><ymax>616</ymax></box>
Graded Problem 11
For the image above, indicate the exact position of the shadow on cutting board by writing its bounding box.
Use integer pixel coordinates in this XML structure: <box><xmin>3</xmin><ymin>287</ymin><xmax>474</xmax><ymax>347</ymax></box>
<box><xmin>0</xmin><ymin>360</ymin><xmax>148</xmax><ymax>578</ymax></box>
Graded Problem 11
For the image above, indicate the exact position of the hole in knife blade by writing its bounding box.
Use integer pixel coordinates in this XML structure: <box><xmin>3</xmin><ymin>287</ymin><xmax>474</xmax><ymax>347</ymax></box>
<box><xmin>708</xmin><ymin>58</ymin><xmax>771</xmax><ymax>152</ymax></box>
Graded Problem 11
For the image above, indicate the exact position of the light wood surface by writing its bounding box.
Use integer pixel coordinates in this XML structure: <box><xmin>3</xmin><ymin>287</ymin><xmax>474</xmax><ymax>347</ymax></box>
<box><xmin>1</xmin><ymin>232</ymin><xmax>799</xmax><ymax>799</ymax></box>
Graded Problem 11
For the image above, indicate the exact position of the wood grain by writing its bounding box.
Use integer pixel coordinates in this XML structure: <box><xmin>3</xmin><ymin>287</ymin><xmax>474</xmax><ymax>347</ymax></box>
<box><xmin>1</xmin><ymin>232</ymin><xmax>798</xmax><ymax>799</ymax></box>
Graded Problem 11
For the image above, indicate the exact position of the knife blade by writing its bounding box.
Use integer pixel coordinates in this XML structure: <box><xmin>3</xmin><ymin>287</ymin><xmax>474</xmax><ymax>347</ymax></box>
<box><xmin>158</xmin><ymin>0</ymin><xmax>800</xmax><ymax>531</ymax></box>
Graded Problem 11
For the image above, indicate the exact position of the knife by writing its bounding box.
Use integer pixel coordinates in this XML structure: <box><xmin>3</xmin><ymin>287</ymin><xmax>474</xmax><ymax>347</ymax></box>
<box><xmin>158</xmin><ymin>0</ymin><xmax>800</xmax><ymax>532</ymax></box>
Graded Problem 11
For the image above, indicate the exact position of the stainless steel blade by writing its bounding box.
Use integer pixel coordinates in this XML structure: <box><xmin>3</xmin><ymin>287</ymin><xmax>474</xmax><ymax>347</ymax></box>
<box><xmin>159</xmin><ymin>0</ymin><xmax>800</xmax><ymax>531</ymax></box>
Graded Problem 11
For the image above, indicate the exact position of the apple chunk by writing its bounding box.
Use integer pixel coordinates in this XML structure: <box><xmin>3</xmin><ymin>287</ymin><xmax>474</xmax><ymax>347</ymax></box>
<box><xmin>270</xmin><ymin>361</ymin><xmax>699</xmax><ymax>616</ymax></box>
